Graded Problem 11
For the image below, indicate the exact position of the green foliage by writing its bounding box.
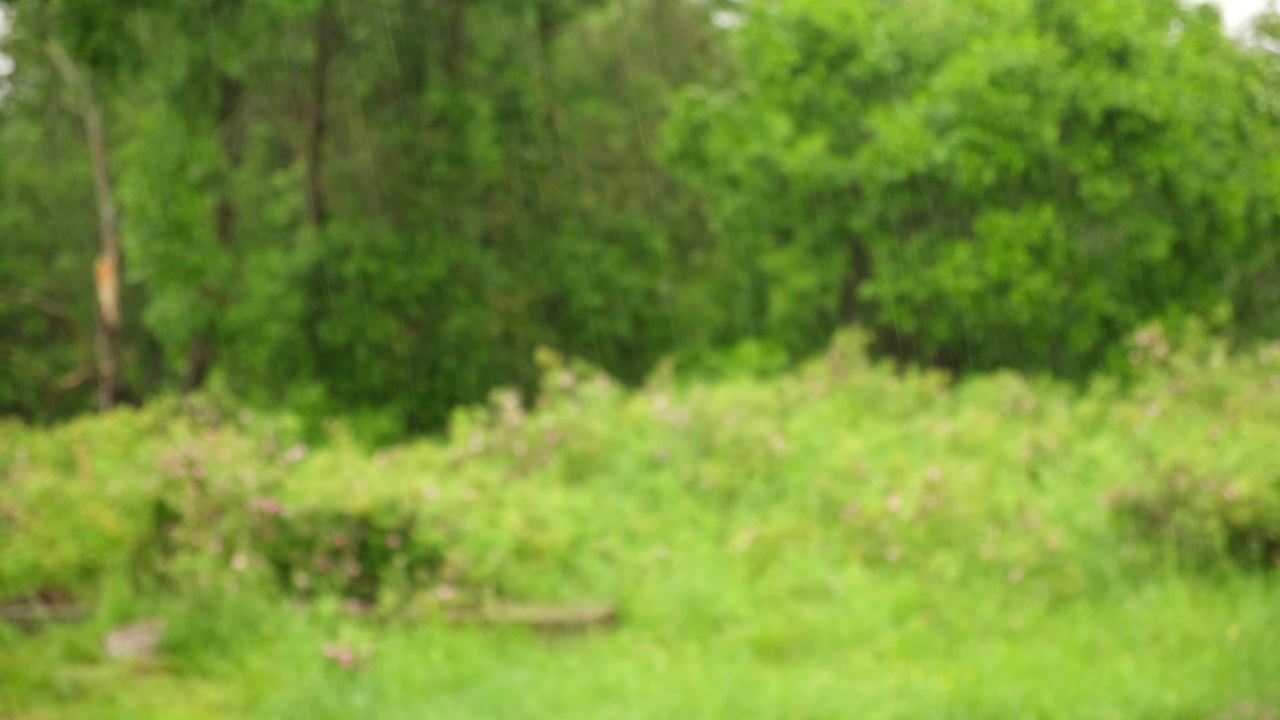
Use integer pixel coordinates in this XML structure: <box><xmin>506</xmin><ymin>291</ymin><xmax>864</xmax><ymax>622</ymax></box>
<box><xmin>4</xmin><ymin>323</ymin><xmax>1278</xmax><ymax>603</ymax></box>
<box><xmin>662</xmin><ymin>0</ymin><xmax>1280</xmax><ymax>375</ymax></box>
<box><xmin>0</xmin><ymin>0</ymin><xmax>734</xmax><ymax>434</ymax></box>
<box><xmin>3</xmin><ymin>326</ymin><xmax>1280</xmax><ymax>717</ymax></box>
<box><xmin>5</xmin><ymin>0</ymin><xmax>1279</xmax><ymax>435</ymax></box>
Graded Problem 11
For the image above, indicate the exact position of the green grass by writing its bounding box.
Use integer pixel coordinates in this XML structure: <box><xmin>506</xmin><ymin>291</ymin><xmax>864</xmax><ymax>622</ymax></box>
<box><xmin>3</xmin><ymin>575</ymin><xmax>1277</xmax><ymax>719</ymax></box>
<box><xmin>2</xmin><ymin>326</ymin><xmax>1279</xmax><ymax>718</ymax></box>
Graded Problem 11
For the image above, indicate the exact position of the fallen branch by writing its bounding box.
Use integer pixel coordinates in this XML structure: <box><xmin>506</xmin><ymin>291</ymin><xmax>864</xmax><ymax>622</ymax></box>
<box><xmin>445</xmin><ymin>602</ymin><xmax>618</xmax><ymax>634</ymax></box>
<box><xmin>0</xmin><ymin>602</ymin><xmax>92</xmax><ymax>627</ymax></box>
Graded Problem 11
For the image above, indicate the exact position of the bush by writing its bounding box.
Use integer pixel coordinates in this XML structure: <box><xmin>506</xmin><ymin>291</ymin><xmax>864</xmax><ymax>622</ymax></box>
<box><xmin>3</xmin><ymin>323</ymin><xmax>1277</xmax><ymax>615</ymax></box>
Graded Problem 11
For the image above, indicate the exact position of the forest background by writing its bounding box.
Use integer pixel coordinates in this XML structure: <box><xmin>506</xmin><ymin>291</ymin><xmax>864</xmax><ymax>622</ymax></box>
<box><xmin>2</xmin><ymin>0</ymin><xmax>1280</xmax><ymax>444</ymax></box>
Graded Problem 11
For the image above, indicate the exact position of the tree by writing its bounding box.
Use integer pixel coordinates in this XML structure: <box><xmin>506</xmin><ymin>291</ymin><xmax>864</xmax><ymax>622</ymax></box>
<box><xmin>0</xmin><ymin>0</ymin><xmax>160</xmax><ymax>413</ymax></box>
<box><xmin>662</xmin><ymin>0</ymin><xmax>1280</xmax><ymax>376</ymax></box>
<box><xmin>45</xmin><ymin>42</ymin><xmax>121</xmax><ymax>411</ymax></box>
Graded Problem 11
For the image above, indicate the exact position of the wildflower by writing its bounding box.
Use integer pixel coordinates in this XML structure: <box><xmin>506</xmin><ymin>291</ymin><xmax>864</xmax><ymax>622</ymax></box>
<box><xmin>250</xmin><ymin>496</ymin><xmax>281</xmax><ymax>515</ymax></box>
<box><xmin>322</xmin><ymin>643</ymin><xmax>357</xmax><ymax>669</ymax></box>
<box><xmin>885</xmin><ymin>494</ymin><xmax>903</xmax><ymax>515</ymax></box>
<box><xmin>651</xmin><ymin>393</ymin><xmax>670</xmax><ymax>413</ymax></box>
<box><xmin>730</xmin><ymin>528</ymin><xmax>758</xmax><ymax>554</ymax></box>
<box><xmin>283</xmin><ymin>443</ymin><xmax>308</xmax><ymax>464</ymax></box>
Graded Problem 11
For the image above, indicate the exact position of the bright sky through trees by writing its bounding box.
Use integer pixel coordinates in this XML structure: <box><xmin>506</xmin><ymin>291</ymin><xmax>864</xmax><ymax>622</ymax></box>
<box><xmin>1216</xmin><ymin>0</ymin><xmax>1274</xmax><ymax>30</ymax></box>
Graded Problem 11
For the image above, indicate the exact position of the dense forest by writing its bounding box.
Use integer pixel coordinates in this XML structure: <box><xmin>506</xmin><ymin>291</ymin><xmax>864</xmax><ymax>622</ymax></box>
<box><xmin>2</xmin><ymin>0</ymin><xmax>1279</xmax><ymax>441</ymax></box>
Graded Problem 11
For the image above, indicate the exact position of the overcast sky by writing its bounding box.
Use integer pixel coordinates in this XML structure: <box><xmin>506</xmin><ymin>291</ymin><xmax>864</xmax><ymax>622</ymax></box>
<box><xmin>0</xmin><ymin>5</ymin><xmax>13</xmax><ymax>80</ymax></box>
<box><xmin>1217</xmin><ymin>0</ymin><xmax>1275</xmax><ymax>31</ymax></box>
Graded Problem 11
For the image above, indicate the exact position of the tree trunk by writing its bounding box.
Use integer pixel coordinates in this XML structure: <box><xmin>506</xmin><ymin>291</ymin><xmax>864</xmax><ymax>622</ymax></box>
<box><xmin>305</xmin><ymin>0</ymin><xmax>333</xmax><ymax>229</ymax></box>
<box><xmin>184</xmin><ymin>44</ymin><xmax>246</xmax><ymax>391</ymax></box>
<box><xmin>443</xmin><ymin>0</ymin><xmax>468</xmax><ymax>87</ymax></box>
<box><xmin>47</xmin><ymin>43</ymin><xmax>121</xmax><ymax>412</ymax></box>
<box><xmin>838</xmin><ymin>240</ymin><xmax>871</xmax><ymax>325</ymax></box>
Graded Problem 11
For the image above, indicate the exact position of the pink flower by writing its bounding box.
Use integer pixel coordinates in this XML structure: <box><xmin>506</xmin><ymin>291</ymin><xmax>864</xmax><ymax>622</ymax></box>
<box><xmin>322</xmin><ymin>643</ymin><xmax>358</xmax><ymax>669</ymax></box>
<box><xmin>885</xmin><ymin>494</ymin><xmax>903</xmax><ymax>514</ymax></box>
<box><xmin>250</xmin><ymin>497</ymin><xmax>281</xmax><ymax>515</ymax></box>
<box><xmin>283</xmin><ymin>443</ymin><xmax>308</xmax><ymax>464</ymax></box>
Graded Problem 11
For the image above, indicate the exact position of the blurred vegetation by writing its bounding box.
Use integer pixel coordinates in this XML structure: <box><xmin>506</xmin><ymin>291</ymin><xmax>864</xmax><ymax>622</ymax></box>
<box><xmin>4</xmin><ymin>1</ymin><xmax>1280</xmax><ymax>715</ymax></box>
<box><xmin>2</xmin><ymin>322</ymin><xmax>1279</xmax><ymax>717</ymax></box>
<box><xmin>1</xmin><ymin>0</ymin><xmax>1279</xmax><ymax>439</ymax></box>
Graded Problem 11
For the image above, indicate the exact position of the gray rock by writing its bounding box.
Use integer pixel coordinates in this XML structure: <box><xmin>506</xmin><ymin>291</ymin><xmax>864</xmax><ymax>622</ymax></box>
<box><xmin>103</xmin><ymin>617</ymin><xmax>166</xmax><ymax>660</ymax></box>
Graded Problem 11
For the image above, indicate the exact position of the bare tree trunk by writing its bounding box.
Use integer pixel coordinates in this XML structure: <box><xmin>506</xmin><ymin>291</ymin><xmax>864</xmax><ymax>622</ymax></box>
<box><xmin>305</xmin><ymin>0</ymin><xmax>333</xmax><ymax>229</ymax></box>
<box><xmin>47</xmin><ymin>43</ymin><xmax>121</xmax><ymax>411</ymax></box>
<box><xmin>444</xmin><ymin>0</ymin><xmax>468</xmax><ymax>87</ymax></box>
<box><xmin>839</xmin><ymin>240</ymin><xmax>872</xmax><ymax>325</ymax></box>
<box><xmin>184</xmin><ymin>56</ymin><xmax>246</xmax><ymax>391</ymax></box>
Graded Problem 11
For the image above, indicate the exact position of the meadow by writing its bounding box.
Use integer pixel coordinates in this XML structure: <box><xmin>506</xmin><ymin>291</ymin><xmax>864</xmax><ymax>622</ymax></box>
<box><xmin>2</xmin><ymin>323</ymin><xmax>1278</xmax><ymax>719</ymax></box>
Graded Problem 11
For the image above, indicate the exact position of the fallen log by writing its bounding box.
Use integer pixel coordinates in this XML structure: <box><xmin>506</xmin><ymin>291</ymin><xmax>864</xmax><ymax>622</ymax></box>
<box><xmin>444</xmin><ymin>602</ymin><xmax>617</xmax><ymax>634</ymax></box>
<box><xmin>0</xmin><ymin>601</ymin><xmax>92</xmax><ymax>631</ymax></box>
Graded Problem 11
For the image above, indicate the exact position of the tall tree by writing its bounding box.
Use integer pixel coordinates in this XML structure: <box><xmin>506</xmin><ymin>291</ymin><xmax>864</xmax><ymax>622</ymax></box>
<box><xmin>662</xmin><ymin>0</ymin><xmax>1280</xmax><ymax>376</ymax></box>
<box><xmin>45</xmin><ymin>41</ymin><xmax>121</xmax><ymax>410</ymax></box>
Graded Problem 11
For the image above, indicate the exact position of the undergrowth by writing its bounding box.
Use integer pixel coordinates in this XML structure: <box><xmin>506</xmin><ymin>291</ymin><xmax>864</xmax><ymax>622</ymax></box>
<box><xmin>1</xmin><ymin>322</ymin><xmax>1278</xmax><ymax>718</ymax></box>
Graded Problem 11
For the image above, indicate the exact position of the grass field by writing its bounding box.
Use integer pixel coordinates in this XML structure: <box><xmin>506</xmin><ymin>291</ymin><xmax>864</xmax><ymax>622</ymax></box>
<box><xmin>3</xmin><ymin>326</ymin><xmax>1278</xmax><ymax>718</ymax></box>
